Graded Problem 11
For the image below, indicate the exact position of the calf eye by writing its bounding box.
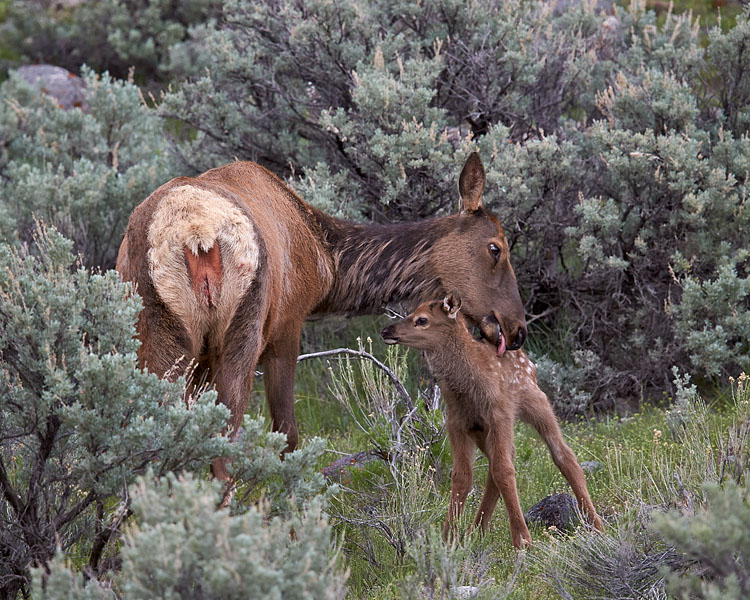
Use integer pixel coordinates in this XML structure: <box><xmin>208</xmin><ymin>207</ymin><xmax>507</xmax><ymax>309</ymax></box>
<box><xmin>488</xmin><ymin>243</ymin><xmax>501</xmax><ymax>260</ymax></box>
<box><xmin>415</xmin><ymin>317</ymin><xmax>428</xmax><ymax>326</ymax></box>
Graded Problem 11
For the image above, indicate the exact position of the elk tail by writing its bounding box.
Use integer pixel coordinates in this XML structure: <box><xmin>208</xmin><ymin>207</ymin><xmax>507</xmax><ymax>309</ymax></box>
<box><xmin>184</xmin><ymin>241</ymin><xmax>223</xmax><ymax>308</ymax></box>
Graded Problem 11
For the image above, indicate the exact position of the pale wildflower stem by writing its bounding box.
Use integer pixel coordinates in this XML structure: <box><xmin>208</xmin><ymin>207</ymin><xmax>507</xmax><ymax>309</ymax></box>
<box><xmin>255</xmin><ymin>347</ymin><xmax>413</xmax><ymax>410</ymax></box>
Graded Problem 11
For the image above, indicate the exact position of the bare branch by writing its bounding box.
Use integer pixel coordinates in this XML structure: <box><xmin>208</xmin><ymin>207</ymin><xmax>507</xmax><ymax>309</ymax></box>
<box><xmin>297</xmin><ymin>348</ymin><xmax>413</xmax><ymax>410</ymax></box>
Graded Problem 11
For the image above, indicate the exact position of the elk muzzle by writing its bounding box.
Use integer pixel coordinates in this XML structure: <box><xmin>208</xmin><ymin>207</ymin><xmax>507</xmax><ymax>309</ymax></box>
<box><xmin>380</xmin><ymin>324</ymin><xmax>399</xmax><ymax>345</ymax></box>
<box><xmin>479</xmin><ymin>315</ymin><xmax>526</xmax><ymax>356</ymax></box>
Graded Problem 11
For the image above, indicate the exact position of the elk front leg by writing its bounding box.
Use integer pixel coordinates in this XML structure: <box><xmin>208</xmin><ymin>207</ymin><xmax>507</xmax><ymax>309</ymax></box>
<box><xmin>519</xmin><ymin>389</ymin><xmax>604</xmax><ymax>532</ymax></box>
<box><xmin>487</xmin><ymin>419</ymin><xmax>531</xmax><ymax>549</ymax></box>
<box><xmin>473</xmin><ymin>469</ymin><xmax>501</xmax><ymax>533</ymax></box>
<box><xmin>443</xmin><ymin>428</ymin><xmax>475</xmax><ymax>541</ymax></box>
<box><xmin>262</xmin><ymin>327</ymin><xmax>302</xmax><ymax>453</ymax></box>
<box><xmin>471</xmin><ymin>434</ymin><xmax>501</xmax><ymax>533</ymax></box>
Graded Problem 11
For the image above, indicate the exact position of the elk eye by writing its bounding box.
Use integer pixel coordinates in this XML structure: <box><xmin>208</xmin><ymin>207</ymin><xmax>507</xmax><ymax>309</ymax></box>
<box><xmin>415</xmin><ymin>317</ymin><xmax>428</xmax><ymax>326</ymax></box>
<box><xmin>488</xmin><ymin>243</ymin><xmax>501</xmax><ymax>260</ymax></box>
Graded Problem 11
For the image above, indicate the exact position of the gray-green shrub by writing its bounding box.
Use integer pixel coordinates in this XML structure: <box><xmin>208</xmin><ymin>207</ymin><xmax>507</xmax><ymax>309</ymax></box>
<box><xmin>0</xmin><ymin>67</ymin><xmax>179</xmax><ymax>268</ymax></box>
<box><xmin>652</xmin><ymin>481</ymin><xmax>750</xmax><ymax>600</ymax></box>
<box><xmin>0</xmin><ymin>226</ymin><xmax>330</xmax><ymax>597</ymax></box>
<box><xmin>31</xmin><ymin>474</ymin><xmax>347</xmax><ymax>600</ymax></box>
<box><xmin>159</xmin><ymin>1</ymin><xmax>750</xmax><ymax>410</ymax></box>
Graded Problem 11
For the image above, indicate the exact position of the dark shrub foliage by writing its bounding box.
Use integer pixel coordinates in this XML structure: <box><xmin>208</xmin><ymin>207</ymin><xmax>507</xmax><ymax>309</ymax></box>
<box><xmin>1</xmin><ymin>0</ymin><xmax>221</xmax><ymax>83</ymax></box>
<box><xmin>162</xmin><ymin>1</ymin><xmax>750</xmax><ymax>410</ymax></box>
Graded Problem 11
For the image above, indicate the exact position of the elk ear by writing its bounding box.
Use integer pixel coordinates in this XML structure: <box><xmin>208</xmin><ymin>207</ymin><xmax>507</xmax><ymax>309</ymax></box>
<box><xmin>442</xmin><ymin>294</ymin><xmax>462</xmax><ymax>319</ymax></box>
<box><xmin>458</xmin><ymin>152</ymin><xmax>485</xmax><ymax>213</ymax></box>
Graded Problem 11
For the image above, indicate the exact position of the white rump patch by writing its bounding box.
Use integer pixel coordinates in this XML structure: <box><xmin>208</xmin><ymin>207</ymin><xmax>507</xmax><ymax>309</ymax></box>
<box><xmin>147</xmin><ymin>185</ymin><xmax>260</xmax><ymax>351</ymax></box>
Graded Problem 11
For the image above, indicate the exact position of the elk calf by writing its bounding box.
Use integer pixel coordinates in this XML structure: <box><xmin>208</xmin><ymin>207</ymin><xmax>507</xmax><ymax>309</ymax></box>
<box><xmin>381</xmin><ymin>296</ymin><xmax>604</xmax><ymax>548</ymax></box>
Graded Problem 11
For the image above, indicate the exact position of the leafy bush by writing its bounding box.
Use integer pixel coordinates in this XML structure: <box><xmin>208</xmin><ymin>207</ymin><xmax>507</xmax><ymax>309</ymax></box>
<box><xmin>0</xmin><ymin>227</ymin><xmax>331</xmax><ymax>597</ymax></box>
<box><xmin>2</xmin><ymin>0</ymin><xmax>220</xmax><ymax>83</ymax></box>
<box><xmin>32</xmin><ymin>474</ymin><xmax>347</xmax><ymax>600</ymax></box>
<box><xmin>0</xmin><ymin>67</ymin><xmax>179</xmax><ymax>268</ymax></box>
<box><xmin>652</xmin><ymin>481</ymin><xmax>750</xmax><ymax>599</ymax></box>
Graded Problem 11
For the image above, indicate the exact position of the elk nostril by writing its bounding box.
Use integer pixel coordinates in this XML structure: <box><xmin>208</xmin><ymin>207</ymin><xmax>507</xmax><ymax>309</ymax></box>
<box><xmin>508</xmin><ymin>328</ymin><xmax>526</xmax><ymax>350</ymax></box>
<box><xmin>380</xmin><ymin>326</ymin><xmax>396</xmax><ymax>339</ymax></box>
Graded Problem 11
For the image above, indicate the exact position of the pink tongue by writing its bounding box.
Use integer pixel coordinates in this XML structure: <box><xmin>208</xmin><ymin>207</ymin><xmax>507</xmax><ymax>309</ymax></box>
<box><xmin>497</xmin><ymin>332</ymin><xmax>507</xmax><ymax>357</ymax></box>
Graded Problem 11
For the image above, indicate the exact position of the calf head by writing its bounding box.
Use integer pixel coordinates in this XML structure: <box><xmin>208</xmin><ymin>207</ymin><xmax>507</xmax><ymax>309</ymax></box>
<box><xmin>430</xmin><ymin>152</ymin><xmax>526</xmax><ymax>354</ymax></box>
<box><xmin>381</xmin><ymin>294</ymin><xmax>463</xmax><ymax>351</ymax></box>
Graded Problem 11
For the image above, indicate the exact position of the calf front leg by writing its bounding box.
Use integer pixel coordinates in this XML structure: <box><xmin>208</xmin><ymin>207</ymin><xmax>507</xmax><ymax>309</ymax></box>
<box><xmin>487</xmin><ymin>420</ymin><xmax>531</xmax><ymax>549</ymax></box>
<box><xmin>443</xmin><ymin>428</ymin><xmax>475</xmax><ymax>541</ymax></box>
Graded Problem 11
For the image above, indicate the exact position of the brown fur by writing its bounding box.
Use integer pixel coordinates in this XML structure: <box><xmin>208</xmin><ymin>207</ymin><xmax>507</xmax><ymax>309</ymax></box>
<box><xmin>381</xmin><ymin>297</ymin><xmax>604</xmax><ymax>548</ymax></box>
<box><xmin>116</xmin><ymin>154</ymin><xmax>528</xmax><ymax>481</ymax></box>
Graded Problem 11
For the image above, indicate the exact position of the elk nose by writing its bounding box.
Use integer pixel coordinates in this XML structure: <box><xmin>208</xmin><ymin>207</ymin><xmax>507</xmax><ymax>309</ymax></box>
<box><xmin>380</xmin><ymin>326</ymin><xmax>392</xmax><ymax>338</ymax></box>
<box><xmin>508</xmin><ymin>327</ymin><xmax>526</xmax><ymax>351</ymax></box>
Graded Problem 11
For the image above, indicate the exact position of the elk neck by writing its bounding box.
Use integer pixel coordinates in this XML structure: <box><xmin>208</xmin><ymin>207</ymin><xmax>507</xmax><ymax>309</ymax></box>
<box><xmin>311</xmin><ymin>212</ymin><xmax>451</xmax><ymax>315</ymax></box>
<box><xmin>423</xmin><ymin>317</ymin><xmax>495</xmax><ymax>403</ymax></box>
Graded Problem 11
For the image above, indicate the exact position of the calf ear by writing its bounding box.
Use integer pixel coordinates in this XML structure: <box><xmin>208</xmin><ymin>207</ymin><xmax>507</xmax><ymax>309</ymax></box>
<box><xmin>458</xmin><ymin>152</ymin><xmax>485</xmax><ymax>213</ymax></box>
<box><xmin>442</xmin><ymin>293</ymin><xmax>462</xmax><ymax>319</ymax></box>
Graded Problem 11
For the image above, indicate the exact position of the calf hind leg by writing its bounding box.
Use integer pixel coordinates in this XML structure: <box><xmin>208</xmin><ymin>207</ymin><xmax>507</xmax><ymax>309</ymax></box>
<box><xmin>262</xmin><ymin>327</ymin><xmax>303</xmax><ymax>454</ymax></box>
<box><xmin>473</xmin><ymin>472</ymin><xmax>501</xmax><ymax>533</ymax></box>
<box><xmin>519</xmin><ymin>390</ymin><xmax>604</xmax><ymax>531</ymax></box>
<box><xmin>210</xmin><ymin>285</ymin><xmax>267</xmax><ymax>482</ymax></box>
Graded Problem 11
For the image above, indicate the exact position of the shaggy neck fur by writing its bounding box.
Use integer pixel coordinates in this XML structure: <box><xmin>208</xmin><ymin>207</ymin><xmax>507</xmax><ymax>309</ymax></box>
<box><xmin>313</xmin><ymin>214</ymin><xmax>450</xmax><ymax>315</ymax></box>
<box><xmin>425</xmin><ymin>314</ymin><xmax>499</xmax><ymax>416</ymax></box>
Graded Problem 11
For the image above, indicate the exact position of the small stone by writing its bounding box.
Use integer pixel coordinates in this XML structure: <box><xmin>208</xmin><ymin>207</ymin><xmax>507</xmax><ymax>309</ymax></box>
<box><xmin>524</xmin><ymin>493</ymin><xmax>578</xmax><ymax>532</ymax></box>
<box><xmin>453</xmin><ymin>586</ymin><xmax>481</xmax><ymax>599</ymax></box>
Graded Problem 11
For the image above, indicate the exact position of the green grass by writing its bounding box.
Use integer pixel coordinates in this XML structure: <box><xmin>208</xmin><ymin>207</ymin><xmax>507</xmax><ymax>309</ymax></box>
<box><xmin>236</xmin><ymin>313</ymin><xmax>750</xmax><ymax>597</ymax></box>
<box><xmin>648</xmin><ymin>0</ymin><xmax>746</xmax><ymax>32</ymax></box>
<box><xmin>281</xmin><ymin>327</ymin><xmax>749</xmax><ymax>598</ymax></box>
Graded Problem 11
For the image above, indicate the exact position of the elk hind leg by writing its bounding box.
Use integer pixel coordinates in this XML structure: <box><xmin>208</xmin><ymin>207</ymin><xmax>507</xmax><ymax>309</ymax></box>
<box><xmin>262</xmin><ymin>321</ymin><xmax>309</xmax><ymax>454</ymax></box>
<box><xmin>519</xmin><ymin>390</ymin><xmax>604</xmax><ymax>531</ymax></box>
<box><xmin>210</xmin><ymin>281</ymin><xmax>267</xmax><ymax>483</ymax></box>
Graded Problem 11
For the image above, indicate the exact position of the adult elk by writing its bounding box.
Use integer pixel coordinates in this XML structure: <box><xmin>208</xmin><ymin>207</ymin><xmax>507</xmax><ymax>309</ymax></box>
<box><xmin>116</xmin><ymin>153</ymin><xmax>526</xmax><ymax>480</ymax></box>
<box><xmin>380</xmin><ymin>296</ymin><xmax>604</xmax><ymax>548</ymax></box>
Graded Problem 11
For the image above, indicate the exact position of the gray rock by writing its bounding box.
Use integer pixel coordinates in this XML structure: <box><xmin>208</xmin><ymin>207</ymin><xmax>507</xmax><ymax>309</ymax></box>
<box><xmin>16</xmin><ymin>64</ymin><xmax>88</xmax><ymax>111</ymax></box>
<box><xmin>581</xmin><ymin>460</ymin><xmax>603</xmax><ymax>475</ymax></box>
<box><xmin>524</xmin><ymin>493</ymin><xmax>579</xmax><ymax>531</ymax></box>
<box><xmin>321</xmin><ymin>450</ymin><xmax>381</xmax><ymax>482</ymax></box>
